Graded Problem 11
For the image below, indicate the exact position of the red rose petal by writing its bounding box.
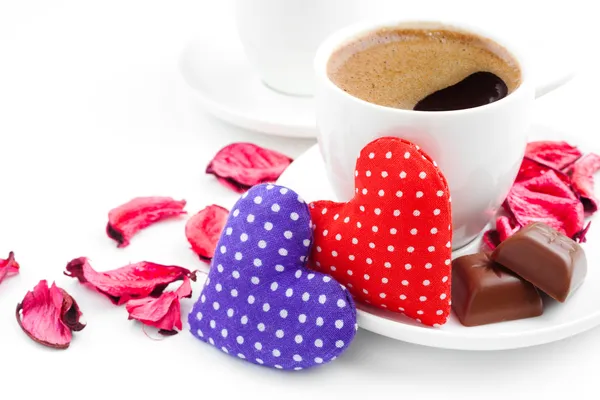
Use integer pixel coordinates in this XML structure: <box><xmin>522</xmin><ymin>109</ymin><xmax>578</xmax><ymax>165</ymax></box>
<box><xmin>174</xmin><ymin>276</ymin><xmax>193</xmax><ymax>298</ymax></box>
<box><xmin>60</xmin><ymin>289</ymin><xmax>86</xmax><ymax>332</ymax></box>
<box><xmin>0</xmin><ymin>251</ymin><xmax>20</xmax><ymax>284</ymax></box>
<box><xmin>505</xmin><ymin>170</ymin><xmax>584</xmax><ymax>238</ymax></box>
<box><xmin>125</xmin><ymin>277</ymin><xmax>193</xmax><ymax>335</ymax></box>
<box><xmin>525</xmin><ymin>140</ymin><xmax>583</xmax><ymax>170</ymax></box>
<box><xmin>496</xmin><ymin>215</ymin><xmax>521</xmax><ymax>242</ymax></box>
<box><xmin>185</xmin><ymin>205</ymin><xmax>229</xmax><ymax>263</ymax></box>
<box><xmin>16</xmin><ymin>280</ymin><xmax>85</xmax><ymax>349</ymax></box>
<box><xmin>574</xmin><ymin>221</ymin><xmax>592</xmax><ymax>243</ymax></box>
<box><xmin>64</xmin><ymin>257</ymin><xmax>196</xmax><ymax>305</ymax></box>
<box><xmin>564</xmin><ymin>153</ymin><xmax>600</xmax><ymax>213</ymax></box>
<box><xmin>106</xmin><ymin>196</ymin><xmax>187</xmax><ymax>247</ymax></box>
<box><xmin>516</xmin><ymin>158</ymin><xmax>547</xmax><ymax>182</ymax></box>
<box><xmin>482</xmin><ymin>216</ymin><xmax>521</xmax><ymax>250</ymax></box>
<box><xmin>206</xmin><ymin>143</ymin><xmax>293</xmax><ymax>193</ymax></box>
<box><xmin>486</xmin><ymin>141</ymin><xmax>594</xmax><ymax>248</ymax></box>
<box><xmin>126</xmin><ymin>293</ymin><xmax>181</xmax><ymax>333</ymax></box>
<box><xmin>482</xmin><ymin>229</ymin><xmax>500</xmax><ymax>250</ymax></box>
<box><xmin>516</xmin><ymin>157</ymin><xmax>572</xmax><ymax>186</ymax></box>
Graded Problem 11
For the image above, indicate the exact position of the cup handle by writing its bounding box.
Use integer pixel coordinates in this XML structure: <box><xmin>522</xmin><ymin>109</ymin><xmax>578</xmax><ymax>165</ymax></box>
<box><xmin>534</xmin><ymin>71</ymin><xmax>575</xmax><ymax>98</ymax></box>
<box><xmin>533</xmin><ymin>46</ymin><xmax>576</xmax><ymax>99</ymax></box>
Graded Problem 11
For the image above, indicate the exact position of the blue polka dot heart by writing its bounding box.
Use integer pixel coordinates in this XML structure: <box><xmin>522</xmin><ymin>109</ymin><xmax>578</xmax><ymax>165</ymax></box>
<box><xmin>188</xmin><ymin>183</ymin><xmax>357</xmax><ymax>370</ymax></box>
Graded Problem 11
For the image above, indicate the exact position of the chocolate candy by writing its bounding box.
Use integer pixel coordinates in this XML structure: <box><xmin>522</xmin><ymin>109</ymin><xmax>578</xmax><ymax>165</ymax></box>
<box><xmin>452</xmin><ymin>252</ymin><xmax>543</xmax><ymax>327</ymax></box>
<box><xmin>491</xmin><ymin>222</ymin><xmax>587</xmax><ymax>302</ymax></box>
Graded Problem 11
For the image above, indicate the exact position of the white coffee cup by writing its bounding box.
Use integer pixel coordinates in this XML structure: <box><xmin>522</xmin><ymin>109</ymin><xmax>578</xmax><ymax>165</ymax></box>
<box><xmin>314</xmin><ymin>19</ymin><xmax>573</xmax><ymax>249</ymax></box>
<box><xmin>234</xmin><ymin>0</ymin><xmax>360</xmax><ymax>97</ymax></box>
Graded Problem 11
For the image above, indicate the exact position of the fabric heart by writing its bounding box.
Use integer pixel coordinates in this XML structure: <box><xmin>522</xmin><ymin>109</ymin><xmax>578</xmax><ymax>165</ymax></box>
<box><xmin>308</xmin><ymin>137</ymin><xmax>452</xmax><ymax>327</ymax></box>
<box><xmin>188</xmin><ymin>184</ymin><xmax>357</xmax><ymax>370</ymax></box>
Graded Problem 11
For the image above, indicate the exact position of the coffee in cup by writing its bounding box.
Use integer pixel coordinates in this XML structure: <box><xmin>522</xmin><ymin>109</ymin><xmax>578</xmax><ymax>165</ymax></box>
<box><xmin>327</xmin><ymin>28</ymin><xmax>522</xmax><ymax>111</ymax></box>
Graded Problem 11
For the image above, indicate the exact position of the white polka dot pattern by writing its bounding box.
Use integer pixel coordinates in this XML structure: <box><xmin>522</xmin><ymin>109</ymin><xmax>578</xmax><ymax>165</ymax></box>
<box><xmin>307</xmin><ymin>138</ymin><xmax>452</xmax><ymax>327</ymax></box>
<box><xmin>189</xmin><ymin>184</ymin><xmax>358</xmax><ymax>370</ymax></box>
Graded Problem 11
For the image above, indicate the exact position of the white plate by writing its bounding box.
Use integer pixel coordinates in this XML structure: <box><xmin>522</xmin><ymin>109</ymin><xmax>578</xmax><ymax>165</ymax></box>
<box><xmin>178</xmin><ymin>35</ymin><xmax>317</xmax><ymax>138</ymax></box>
<box><xmin>277</xmin><ymin>124</ymin><xmax>600</xmax><ymax>350</ymax></box>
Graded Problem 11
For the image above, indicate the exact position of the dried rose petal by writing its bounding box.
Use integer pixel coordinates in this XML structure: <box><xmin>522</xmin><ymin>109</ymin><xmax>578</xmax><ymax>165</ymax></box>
<box><xmin>206</xmin><ymin>143</ymin><xmax>293</xmax><ymax>193</ymax></box>
<box><xmin>185</xmin><ymin>205</ymin><xmax>229</xmax><ymax>262</ymax></box>
<box><xmin>16</xmin><ymin>280</ymin><xmax>85</xmax><ymax>349</ymax></box>
<box><xmin>0</xmin><ymin>251</ymin><xmax>19</xmax><ymax>284</ymax></box>
<box><xmin>64</xmin><ymin>257</ymin><xmax>196</xmax><ymax>305</ymax></box>
<box><xmin>60</xmin><ymin>289</ymin><xmax>86</xmax><ymax>331</ymax></box>
<box><xmin>516</xmin><ymin>158</ymin><xmax>547</xmax><ymax>182</ymax></box>
<box><xmin>574</xmin><ymin>221</ymin><xmax>592</xmax><ymax>243</ymax></box>
<box><xmin>525</xmin><ymin>140</ymin><xmax>583</xmax><ymax>170</ymax></box>
<box><xmin>482</xmin><ymin>229</ymin><xmax>501</xmax><ymax>250</ymax></box>
<box><xmin>482</xmin><ymin>215</ymin><xmax>521</xmax><ymax>249</ymax></box>
<box><xmin>125</xmin><ymin>277</ymin><xmax>192</xmax><ymax>335</ymax></box>
<box><xmin>497</xmin><ymin>215</ymin><xmax>521</xmax><ymax>242</ymax></box>
<box><xmin>126</xmin><ymin>293</ymin><xmax>181</xmax><ymax>333</ymax></box>
<box><xmin>174</xmin><ymin>276</ymin><xmax>193</xmax><ymax>298</ymax></box>
<box><xmin>564</xmin><ymin>153</ymin><xmax>600</xmax><ymax>213</ymax></box>
<box><xmin>504</xmin><ymin>170</ymin><xmax>584</xmax><ymax>238</ymax></box>
<box><xmin>516</xmin><ymin>157</ymin><xmax>572</xmax><ymax>186</ymax></box>
<box><xmin>107</xmin><ymin>196</ymin><xmax>187</xmax><ymax>247</ymax></box>
<box><xmin>486</xmin><ymin>142</ymin><xmax>594</xmax><ymax>249</ymax></box>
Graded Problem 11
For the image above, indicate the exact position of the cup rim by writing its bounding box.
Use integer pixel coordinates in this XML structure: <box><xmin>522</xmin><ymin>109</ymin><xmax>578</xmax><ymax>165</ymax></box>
<box><xmin>314</xmin><ymin>18</ymin><xmax>532</xmax><ymax>116</ymax></box>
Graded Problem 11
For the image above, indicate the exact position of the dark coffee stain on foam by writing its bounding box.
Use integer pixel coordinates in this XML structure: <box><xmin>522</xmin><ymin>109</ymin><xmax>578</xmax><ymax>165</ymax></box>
<box><xmin>414</xmin><ymin>71</ymin><xmax>508</xmax><ymax>112</ymax></box>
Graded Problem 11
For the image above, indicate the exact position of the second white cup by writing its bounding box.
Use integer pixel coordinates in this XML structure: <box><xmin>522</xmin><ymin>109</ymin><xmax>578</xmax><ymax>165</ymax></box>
<box><xmin>235</xmin><ymin>0</ymin><xmax>361</xmax><ymax>97</ymax></box>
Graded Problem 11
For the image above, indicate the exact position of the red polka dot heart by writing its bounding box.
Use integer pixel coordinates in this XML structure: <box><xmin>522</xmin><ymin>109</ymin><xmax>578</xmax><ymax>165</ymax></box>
<box><xmin>308</xmin><ymin>137</ymin><xmax>452</xmax><ymax>327</ymax></box>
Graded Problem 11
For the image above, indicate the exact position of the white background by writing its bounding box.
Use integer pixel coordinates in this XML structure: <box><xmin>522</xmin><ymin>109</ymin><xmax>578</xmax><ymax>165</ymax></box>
<box><xmin>0</xmin><ymin>1</ymin><xmax>598</xmax><ymax>399</ymax></box>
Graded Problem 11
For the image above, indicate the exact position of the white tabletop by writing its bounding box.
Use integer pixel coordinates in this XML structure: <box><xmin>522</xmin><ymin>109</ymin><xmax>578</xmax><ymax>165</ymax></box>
<box><xmin>0</xmin><ymin>1</ymin><xmax>597</xmax><ymax>399</ymax></box>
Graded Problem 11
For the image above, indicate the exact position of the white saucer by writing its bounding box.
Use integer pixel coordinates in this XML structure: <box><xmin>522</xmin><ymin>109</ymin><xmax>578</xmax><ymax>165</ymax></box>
<box><xmin>178</xmin><ymin>35</ymin><xmax>316</xmax><ymax>138</ymax></box>
<box><xmin>277</xmin><ymin>124</ymin><xmax>600</xmax><ymax>350</ymax></box>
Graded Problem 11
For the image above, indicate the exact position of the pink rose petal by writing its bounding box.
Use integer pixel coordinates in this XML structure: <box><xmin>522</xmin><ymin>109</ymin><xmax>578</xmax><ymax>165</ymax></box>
<box><xmin>525</xmin><ymin>140</ymin><xmax>582</xmax><ymax>170</ymax></box>
<box><xmin>185</xmin><ymin>205</ymin><xmax>229</xmax><ymax>263</ymax></box>
<box><xmin>564</xmin><ymin>153</ymin><xmax>600</xmax><ymax>213</ymax></box>
<box><xmin>482</xmin><ymin>216</ymin><xmax>521</xmax><ymax>250</ymax></box>
<box><xmin>486</xmin><ymin>141</ymin><xmax>595</xmax><ymax>248</ymax></box>
<box><xmin>206</xmin><ymin>143</ymin><xmax>293</xmax><ymax>193</ymax></box>
<box><xmin>0</xmin><ymin>251</ymin><xmax>19</xmax><ymax>284</ymax></box>
<box><xmin>516</xmin><ymin>157</ymin><xmax>571</xmax><ymax>186</ymax></box>
<box><xmin>496</xmin><ymin>215</ymin><xmax>521</xmax><ymax>242</ymax></box>
<box><xmin>106</xmin><ymin>196</ymin><xmax>187</xmax><ymax>247</ymax></box>
<box><xmin>504</xmin><ymin>170</ymin><xmax>584</xmax><ymax>238</ymax></box>
<box><xmin>60</xmin><ymin>289</ymin><xmax>86</xmax><ymax>332</ymax></box>
<box><xmin>16</xmin><ymin>280</ymin><xmax>85</xmax><ymax>349</ymax></box>
<box><xmin>125</xmin><ymin>277</ymin><xmax>193</xmax><ymax>335</ymax></box>
<box><xmin>64</xmin><ymin>257</ymin><xmax>196</xmax><ymax>305</ymax></box>
<box><xmin>573</xmin><ymin>221</ymin><xmax>592</xmax><ymax>243</ymax></box>
<box><xmin>482</xmin><ymin>229</ymin><xmax>501</xmax><ymax>250</ymax></box>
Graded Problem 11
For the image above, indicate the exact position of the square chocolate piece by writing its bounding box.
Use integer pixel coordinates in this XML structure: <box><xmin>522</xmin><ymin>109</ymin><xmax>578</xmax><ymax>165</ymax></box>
<box><xmin>491</xmin><ymin>222</ymin><xmax>587</xmax><ymax>302</ymax></box>
<box><xmin>452</xmin><ymin>252</ymin><xmax>543</xmax><ymax>327</ymax></box>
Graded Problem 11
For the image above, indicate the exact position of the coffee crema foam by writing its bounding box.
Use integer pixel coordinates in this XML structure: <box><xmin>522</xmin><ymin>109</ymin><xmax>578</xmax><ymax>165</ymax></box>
<box><xmin>327</xmin><ymin>28</ymin><xmax>522</xmax><ymax>110</ymax></box>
